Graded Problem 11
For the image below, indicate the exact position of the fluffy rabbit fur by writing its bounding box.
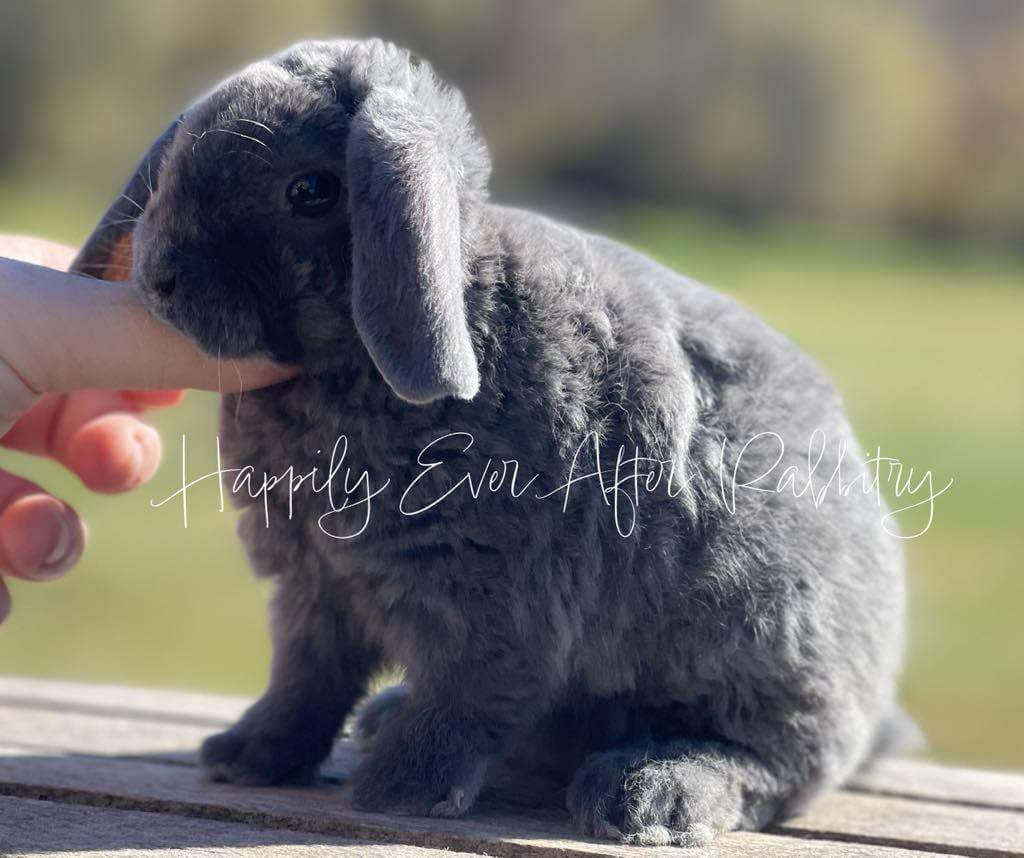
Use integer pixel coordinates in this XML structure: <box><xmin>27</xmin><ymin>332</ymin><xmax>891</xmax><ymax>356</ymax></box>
<box><xmin>73</xmin><ymin>39</ymin><xmax>909</xmax><ymax>846</ymax></box>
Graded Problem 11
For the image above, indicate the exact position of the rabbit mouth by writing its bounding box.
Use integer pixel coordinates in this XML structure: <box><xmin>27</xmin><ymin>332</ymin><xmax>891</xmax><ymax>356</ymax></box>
<box><xmin>140</xmin><ymin>279</ymin><xmax>280</xmax><ymax>362</ymax></box>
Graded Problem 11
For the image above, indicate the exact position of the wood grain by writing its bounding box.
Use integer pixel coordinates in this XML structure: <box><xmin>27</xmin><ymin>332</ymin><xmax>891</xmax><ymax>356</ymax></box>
<box><xmin>0</xmin><ymin>746</ymin><xmax>1003</xmax><ymax>858</ymax></box>
<box><xmin>1</xmin><ymin>678</ymin><xmax>1021</xmax><ymax>856</ymax></box>
<box><xmin>849</xmin><ymin>756</ymin><xmax>1024</xmax><ymax>812</ymax></box>
<box><xmin>0</xmin><ymin>795</ymin><xmax>486</xmax><ymax>857</ymax></box>
<box><xmin>0</xmin><ymin>677</ymin><xmax>247</xmax><ymax>726</ymax></box>
<box><xmin>778</xmin><ymin>790</ymin><xmax>1024</xmax><ymax>856</ymax></box>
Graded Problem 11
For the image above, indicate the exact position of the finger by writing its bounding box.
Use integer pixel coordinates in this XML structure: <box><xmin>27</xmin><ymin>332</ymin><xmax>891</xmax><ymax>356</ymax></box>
<box><xmin>0</xmin><ymin>471</ymin><xmax>85</xmax><ymax>581</ymax></box>
<box><xmin>123</xmin><ymin>389</ymin><xmax>186</xmax><ymax>408</ymax></box>
<box><xmin>0</xmin><ymin>235</ymin><xmax>76</xmax><ymax>270</ymax></box>
<box><xmin>0</xmin><ymin>576</ymin><xmax>9</xmax><ymax>624</ymax></box>
<box><xmin>63</xmin><ymin>412</ymin><xmax>162</xmax><ymax>494</ymax></box>
<box><xmin>2</xmin><ymin>259</ymin><xmax>298</xmax><ymax>394</ymax></box>
<box><xmin>2</xmin><ymin>390</ymin><xmax>144</xmax><ymax>455</ymax></box>
<box><xmin>0</xmin><ymin>352</ymin><xmax>39</xmax><ymax>441</ymax></box>
<box><xmin>0</xmin><ymin>392</ymin><xmax>69</xmax><ymax>454</ymax></box>
<box><xmin>2</xmin><ymin>392</ymin><xmax>162</xmax><ymax>493</ymax></box>
<box><xmin>2</xmin><ymin>389</ymin><xmax>182</xmax><ymax>456</ymax></box>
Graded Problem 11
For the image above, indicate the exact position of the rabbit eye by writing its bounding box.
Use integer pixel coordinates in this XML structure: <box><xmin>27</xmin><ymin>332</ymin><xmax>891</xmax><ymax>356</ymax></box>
<box><xmin>286</xmin><ymin>171</ymin><xmax>340</xmax><ymax>217</ymax></box>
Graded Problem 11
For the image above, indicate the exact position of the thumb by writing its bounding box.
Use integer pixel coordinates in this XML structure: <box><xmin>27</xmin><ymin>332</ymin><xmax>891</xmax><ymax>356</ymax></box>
<box><xmin>1</xmin><ymin>257</ymin><xmax>297</xmax><ymax>395</ymax></box>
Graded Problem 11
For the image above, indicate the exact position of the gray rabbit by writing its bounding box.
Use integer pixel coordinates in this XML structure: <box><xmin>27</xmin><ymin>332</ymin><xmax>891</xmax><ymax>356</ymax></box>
<box><xmin>72</xmin><ymin>39</ymin><xmax>910</xmax><ymax>846</ymax></box>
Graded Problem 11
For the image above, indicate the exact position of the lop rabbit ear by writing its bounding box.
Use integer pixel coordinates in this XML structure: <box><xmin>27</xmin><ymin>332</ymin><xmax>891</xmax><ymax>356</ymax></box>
<box><xmin>346</xmin><ymin>85</ymin><xmax>482</xmax><ymax>405</ymax></box>
<box><xmin>70</xmin><ymin>120</ymin><xmax>179</xmax><ymax>282</ymax></box>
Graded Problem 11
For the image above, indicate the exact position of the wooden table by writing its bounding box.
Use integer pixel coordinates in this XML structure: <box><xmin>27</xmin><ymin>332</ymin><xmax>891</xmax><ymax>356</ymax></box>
<box><xmin>1</xmin><ymin>677</ymin><xmax>1021</xmax><ymax>857</ymax></box>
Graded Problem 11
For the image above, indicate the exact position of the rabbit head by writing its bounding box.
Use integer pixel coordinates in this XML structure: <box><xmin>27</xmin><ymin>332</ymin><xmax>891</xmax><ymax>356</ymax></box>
<box><xmin>72</xmin><ymin>39</ymin><xmax>491</xmax><ymax>404</ymax></box>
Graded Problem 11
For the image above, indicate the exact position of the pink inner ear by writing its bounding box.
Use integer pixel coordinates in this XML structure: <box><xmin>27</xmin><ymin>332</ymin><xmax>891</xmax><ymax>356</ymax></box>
<box><xmin>101</xmin><ymin>232</ymin><xmax>135</xmax><ymax>282</ymax></box>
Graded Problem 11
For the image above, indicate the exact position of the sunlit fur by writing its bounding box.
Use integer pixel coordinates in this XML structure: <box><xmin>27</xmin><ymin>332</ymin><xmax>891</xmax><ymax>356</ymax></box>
<box><xmin>73</xmin><ymin>39</ymin><xmax>909</xmax><ymax>845</ymax></box>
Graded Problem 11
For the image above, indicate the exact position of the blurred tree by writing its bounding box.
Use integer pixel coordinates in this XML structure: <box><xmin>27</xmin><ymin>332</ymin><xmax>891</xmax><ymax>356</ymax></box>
<box><xmin>1</xmin><ymin>0</ymin><xmax>1022</xmax><ymax>245</ymax></box>
<box><xmin>0</xmin><ymin>3</ymin><xmax>44</xmax><ymax>166</ymax></box>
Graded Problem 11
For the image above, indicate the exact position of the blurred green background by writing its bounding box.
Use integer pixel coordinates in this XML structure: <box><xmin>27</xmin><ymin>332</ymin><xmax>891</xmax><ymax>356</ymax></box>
<box><xmin>0</xmin><ymin>0</ymin><xmax>1021</xmax><ymax>770</ymax></box>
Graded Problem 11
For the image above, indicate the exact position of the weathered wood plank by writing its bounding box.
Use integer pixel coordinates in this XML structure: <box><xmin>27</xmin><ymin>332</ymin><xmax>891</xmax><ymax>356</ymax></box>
<box><xmin>777</xmin><ymin>789</ymin><xmax>1024</xmax><ymax>855</ymax></box>
<box><xmin>0</xmin><ymin>676</ymin><xmax>247</xmax><ymax>726</ymax></box>
<box><xmin>0</xmin><ymin>702</ymin><xmax>361</xmax><ymax>776</ymax></box>
<box><xmin>0</xmin><ymin>704</ymin><xmax>209</xmax><ymax>761</ymax></box>
<box><xmin>0</xmin><ymin>748</ymin><xmax>958</xmax><ymax>858</ymax></box>
<box><xmin>2</xmin><ymin>679</ymin><xmax>1022</xmax><ymax>856</ymax></box>
<box><xmin>0</xmin><ymin>794</ymin><xmax>487</xmax><ymax>857</ymax></box>
<box><xmin>849</xmin><ymin>756</ymin><xmax>1024</xmax><ymax>812</ymax></box>
<box><xmin>7</xmin><ymin>682</ymin><xmax>1024</xmax><ymax>813</ymax></box>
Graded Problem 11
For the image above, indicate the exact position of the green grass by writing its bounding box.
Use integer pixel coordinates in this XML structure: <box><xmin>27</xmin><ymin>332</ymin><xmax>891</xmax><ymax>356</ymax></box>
<box><xmin>1</xmin><ymin>206</ymin><xmax>1021</xmax><ymax>769</ymax></box>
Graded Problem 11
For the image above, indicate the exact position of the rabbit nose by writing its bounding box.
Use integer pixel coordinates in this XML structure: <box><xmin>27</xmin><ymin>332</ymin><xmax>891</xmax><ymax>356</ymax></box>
<box><xmin>153</xmin><ymin>276</ymin><xmax>177</xmax><ymax>297</ymax></box>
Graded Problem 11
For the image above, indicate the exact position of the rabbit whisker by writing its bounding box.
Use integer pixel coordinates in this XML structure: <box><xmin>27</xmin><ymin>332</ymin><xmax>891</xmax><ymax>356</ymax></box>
<box><xmin>74</xmin><ymin>261</ymin><xmax>133</xmax><ymax>272</ymax></box>
<box><xmin>226</xmin><ymin>148</ymin><xmax>273</xmax><ymax>168</ymax></box>
<box><xmin>230</xmin><ymin>117</ymin><xmax>275</xmax><ymax>136</ymax></box>
<box><xmin>84</xmin><ymin>235</ymin><xmax>132</xmax><ymax>252</ymax></box>
<box><xmin>119</xmin><ymin>193</ymin><xmax>146</xmax><ymax>213</ymax></box>
<box><xmin>230</xmin><ymin>357</ymin><xmax>244</xmax><ymax>420</ymax></box>
<box><xmin>99</xmin><ymin>216</ymin><xmax>143</xmax><ymax>229</ymax></box>
<box><xmin>208</xmin><ymin>127</ymin><xmax>274</xmax><ymax>153</ymax></box>
<box><xmin>144</xmin><ymin>155</ymin><xmax>155</xmax><ymax>196</ymax></box>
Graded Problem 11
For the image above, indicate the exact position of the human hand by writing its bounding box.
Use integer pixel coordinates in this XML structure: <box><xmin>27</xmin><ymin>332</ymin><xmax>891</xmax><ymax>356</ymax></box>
<box><xmin>0</xmin><ymin>235</ymin><xmax>297</xmax><ymax>622</ymax></box>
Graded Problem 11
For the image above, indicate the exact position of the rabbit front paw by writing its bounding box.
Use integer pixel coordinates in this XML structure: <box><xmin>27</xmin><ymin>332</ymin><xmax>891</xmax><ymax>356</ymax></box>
<box><xmin>200</xmin><ymin>726</ymin><xmax>323</xmax><ymax>786</ymax></box>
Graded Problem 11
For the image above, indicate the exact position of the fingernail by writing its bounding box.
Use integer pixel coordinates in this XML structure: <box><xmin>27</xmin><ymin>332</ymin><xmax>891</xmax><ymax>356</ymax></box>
<box><xmin>31</xmin><ymin>511</ymin><xmax>82</xmax><ymax>581</ymax></box>
<box><xmin>23</xmin><ymin>514</ymin><xmax>77</xmax><ymax>582</ymax></box>
<box><xmin>128</xmin><ymin>425</ymin><xmax>161</xmax><ymax>488</ymax></box>
<box><xmin>0</xmin><ymin>497</ymin><xmax>82</xmax><ymax>581</ymax></box>
<box><xmin>42</xmin><ymin>515</ymin><xmax>73</xmax><ymax>568</ymax></box>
